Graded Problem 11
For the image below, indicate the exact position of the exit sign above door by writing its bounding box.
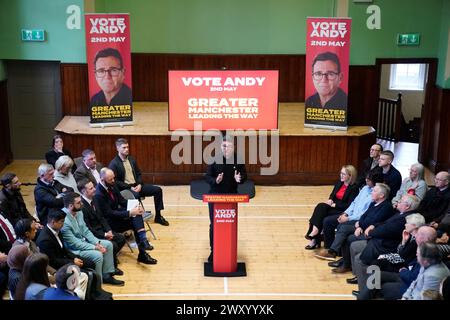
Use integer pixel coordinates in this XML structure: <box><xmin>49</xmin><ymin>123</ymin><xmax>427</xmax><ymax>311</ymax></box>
<box><xmin>21</xmin><ymin>29</ymin><xmax>45</xmax><ymax>42</ymax></box>
<box><xmin>397</xmin><ymin>33</ymin><xmax>420</xmax><ymax>46</ymax></box>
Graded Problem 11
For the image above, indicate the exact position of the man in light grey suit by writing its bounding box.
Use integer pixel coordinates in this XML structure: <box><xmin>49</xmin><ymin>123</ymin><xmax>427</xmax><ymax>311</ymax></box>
<box><xmin>402</xmin><ymin>242</ymin><xmax>450</xmax><ymax>300</ymax></box>
<box><xmin>60</xmin><ymin>192</ymin><xmax>124</xmax><ymax>286</ymax></box>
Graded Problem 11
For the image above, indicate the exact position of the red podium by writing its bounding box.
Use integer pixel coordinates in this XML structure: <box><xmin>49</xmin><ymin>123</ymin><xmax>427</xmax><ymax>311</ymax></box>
<box><xmin>203</xmin><ymin>194</ymin><xmax>249</xmax><ymax>277</ymax></box>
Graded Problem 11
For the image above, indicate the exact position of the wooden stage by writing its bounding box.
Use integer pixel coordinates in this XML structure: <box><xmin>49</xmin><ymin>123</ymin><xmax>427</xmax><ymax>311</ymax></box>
<box><xmin>55</xmin><ymin>103</ymin><xmax>375</xmax><ymax>185</ymax></box>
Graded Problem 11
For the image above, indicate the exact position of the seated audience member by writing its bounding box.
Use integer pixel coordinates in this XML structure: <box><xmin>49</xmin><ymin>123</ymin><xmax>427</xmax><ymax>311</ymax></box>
<box><xmin>417</xmin><ymin>171</ymin><xmax>450</xmax><ymax>223</ymax></box>
<box><xmin>0</xmin><ymin>211</ymin><xmax>16</xmax><ymax>254</ymax></box>
<box><xmin>373</xmin><ymin>213</ymin><xmax>426</xmax><ymax>273</ymax></box>
<box><xmin>351</xmin><ymin>194</ymin><xmax>420</xmax><ymax>291</ymax></box>
<box><xmin>79</xmin><ymin>179</ymin><xmax>125</xmax><ymax>274</ymax></box>
<box><xmin>331</xmin><ymin>183</ymin><xmax>393</xmax><ymax>273</ymax></box>
<box><xmin>43</xmin><ymin>263</ymin><xmax>82</xmax><ymax>300</ymax></box>
<box><xmin>60</xmin><ymin>192</ymin><xmax>123</xmax><ymax>286</ymax></box>
<box><xmin>355</xmin><ymin>144</ymin><xmax>383</xmax><ymax>189</ymax></box>
<box><xmin>54</xmin><ymin>156</ymin><xmax>80</xmax><ymax>193</ymax></box>
<box><xmin>45</xmin><ymin>135</ymin><xmax>76</xmax><ymax>173</ymax></box>
<box><xmin>36</xmin><ymin>209</ymin><xmax>112</xmax><ymax>300</ymax></box>
<box><xmin>378</xmin><ymin>150</ymin><xmax>402</xmax><ymax>200</ymax></box>
<box><xmin>440</xmin><ymin>276</ymin><xmax>450</xmax><ymax>300</ymax></box>
<box><xmin>14</xmin><ymin>253</ymin><xmax>51</xmax><ymax>300</ymax></box>
<box><xmin>392</xmin><ymin>163</ymin><xmax>427</xmax><ymax>208</ymax></box>
<box><xmin>74</xmin><ymin>149</ymin><xmax>103</xmax><ymax>186</ymax></box>
<box><xmin>0</xmin><ymin>173</ymin><xmax>41</xmax><ymax>227</ymax></box>
<box><xmin>13</xmin><ymin>218</ymin><xmax>57</xmax><ymax>278</ymax></box>
<box><xmin>0</xmin><ymin>250</ymin><xmax>7</xmax><ymax>299</ymax></box>
<box><xmin>109</xmin><ymin>138</ymin><xmax>169</xmax><ymax>226</ymax></box>
<box><xmin>7</xmin><ymin>244</ymin><xmax>30</xmax><ymax>299</ymax></box>
<box><xmin>305</xmin><ymin>165</ymin><xmax>359</xmax><ymax>249</ymax></box>
<box><xmin>34</xmin><ymin>163</ymin><xmax>73</xmax><ymax>225</ymax></box>
<box><xmin>402</xmin><ymin>242</ymin><xmax>450</xmax><ymax>300</ymax></box>
<box><xmin>358</xmin><ymin>226</ymin><xmax>438</xmax><ymax>300</ymax></box>
<box><xmin>317</xmin><ymin>172</ymin><xmax>384</xmax><ymax>259</ymax></box>
<box><xmin>437</xmin><ymin>206</ymin><xmax>450</xmax><ymax>236</ymax></box>
<box><xmin>94</xmin><ymin>168</ymin><xmax>157</xmax><ymax>265</ymax></box>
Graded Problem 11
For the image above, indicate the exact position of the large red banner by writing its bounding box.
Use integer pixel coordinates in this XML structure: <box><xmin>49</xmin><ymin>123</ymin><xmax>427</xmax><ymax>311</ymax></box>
<box><xmin>305</xmin><ymin>18</ymin><xmax>351</xmax><ymax>129</ymax></box>
<box><xmin>169</xmin><ymin>70</ymin><xmax>279</xmax><ymax>131</ymax></box>
<box><xmin>85</xmin><ymin>14</ymin><xmax>133</xmax><ymax>124</ymax></box>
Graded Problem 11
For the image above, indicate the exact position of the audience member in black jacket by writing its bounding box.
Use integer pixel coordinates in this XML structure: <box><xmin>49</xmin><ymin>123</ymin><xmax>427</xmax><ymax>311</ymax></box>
<box><xmin>355</xmin><ymin>144</ymin><xmax>383</xmax><ymax>189</ymax></box>
<box><xmin>305</xmin><ymin>165</ymin><xmax>359</xmax><ymax>249</ymax></box>
<box><xmin>204</xmin><ymin>137</ymin><xmax>247</xmax><ymax>261</ymax></box>
<box><xmin>418</xmin><ymin>171</ymin><xmax>450</xmax><ymax>223</ymax></box>
<box><xmin>94</xmin><ymin>168</ymin><xmax>157</xmax><ymax>265</ymax></box>
<box><xmin>45</xmin><ymin>135</ymin><xmax>76</xmax><ymax>173</ymax></box>
<box><xmin>0</xmin><ymin>173</ymin><xmax>39</xmax><ymax>227</ymax></box>
<box><xmin>78</xmin><ymin>179</ymin><xmax>125</xmax><ymax>270</ymax></box>
<box><xmin>109</xmin><ymin>138</ymin><xmax>168</xmax><ymax>226</ymax></box>
<box><xmin>372</xmin><ymin>213</ymin><xmax>426</xmax><ymax>273</ymax></box>
<box><xmin>332</xmin><ymin>183</ymin><xmax>393</xmax><ymax>273</ymax></box>
<box><xmin>378</xmin><ymin>151</ymin><xmax>402</xmax><ymax>200</ymax></box>
<box><xmin>34</xmin><ymin>163</ymin><xmax>73</xmax><ymax>225</ymax></box>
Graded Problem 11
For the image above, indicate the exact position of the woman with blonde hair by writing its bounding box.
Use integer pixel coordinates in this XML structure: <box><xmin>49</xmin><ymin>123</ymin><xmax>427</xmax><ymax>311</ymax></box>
<box><xmin>392</xmin><ymin>162</ymin><xmax>427</xmax><ymax>208</ymax></box>
<box><xmin>305</xmin><ymin>165</ymin><xmax>359</xmax><ymax>249</ymax></box>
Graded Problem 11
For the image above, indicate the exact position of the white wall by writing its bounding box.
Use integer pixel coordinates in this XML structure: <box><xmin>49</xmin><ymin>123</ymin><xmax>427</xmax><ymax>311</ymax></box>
<box><xmin>379</xmin><ymin>64</ymin><xmax>425</xmax><ymax>123</ymax></box>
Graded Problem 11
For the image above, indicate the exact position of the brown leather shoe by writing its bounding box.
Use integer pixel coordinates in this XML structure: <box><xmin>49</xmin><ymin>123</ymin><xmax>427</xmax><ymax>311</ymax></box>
<box><xmin>331</xmin><ymin>266</ymin><xmax>352</xmax><ymax>273</ymax></box>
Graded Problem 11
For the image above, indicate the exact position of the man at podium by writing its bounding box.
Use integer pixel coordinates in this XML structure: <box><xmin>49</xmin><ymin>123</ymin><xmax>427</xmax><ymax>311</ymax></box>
<box><xmin>205</xmin><ymin>136</ymin><xmax>247</xmax><ymax>263</ymax></box>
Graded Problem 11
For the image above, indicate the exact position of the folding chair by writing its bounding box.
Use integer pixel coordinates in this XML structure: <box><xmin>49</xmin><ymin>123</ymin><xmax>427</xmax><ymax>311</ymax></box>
<box><xmin>120</xmin><ymin>189</ymin><xmax>157</xmax><ymax>240</ymax></box>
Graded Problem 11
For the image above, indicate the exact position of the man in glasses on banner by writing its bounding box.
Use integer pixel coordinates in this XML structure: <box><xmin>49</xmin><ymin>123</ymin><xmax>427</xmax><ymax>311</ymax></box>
<box><xmin>90</xmin><ymin>47</ymin><xmax>132</xmax><ymax>107</ymax></box>
<box><xmin>305</xmin><ymin>51</ymin><xmax>348</xmax><ymax>110</ymax></box>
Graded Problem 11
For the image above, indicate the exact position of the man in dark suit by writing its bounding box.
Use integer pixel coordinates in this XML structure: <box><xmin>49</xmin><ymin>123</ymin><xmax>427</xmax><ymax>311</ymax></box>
<box><xmin>352</xmin><ymin>194</ymin><xmax>420</xmax><ymax>293</ymax></box>
<box><xmin>36</xmin><ymin>209</ymin><xmax>113</xmax><ymax>299</ymax></box>
<box><xmin>418</xmin><ymin>171</ymin><xmax>450</xmax><ymax>223</ymax></box>
<box><xmin>78</xmin><ymin>179</ymin><xmax>125</xmax><ymax>273</ymax></box>
<box><xmin>94</xmin><ymin>168</ymin><xmax>157</xmax><ymax>265</ymax></box>
<box><xmin>205</xmin><ymin>136</ymin><xmax>247</xmax><ymax>262</ymax></box>
<box><xmin>108</xmin><ymin>138</ymin><xmax>169</xmax><ymax>226</ymax></box>
<box><xmin>74</xmin><ymin>149</ymin><xmax>103</xmax><ymax>187</ymax></box>
<box><xmin>34</xmin><ymin>163</ymin><xmax>73</xmax><ymax>225</ymax></box>
<box><xmin>355</xmin><ymin>144</ymin><xmax>383</xmax><ymax>188</ymax></box>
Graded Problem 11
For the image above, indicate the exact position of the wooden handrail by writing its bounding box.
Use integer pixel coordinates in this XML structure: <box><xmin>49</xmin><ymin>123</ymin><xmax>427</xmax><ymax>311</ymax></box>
<box><xmin>377</xmin><ymin>93</ymin><xmax>402</xmax><ymax>141</ymax></box>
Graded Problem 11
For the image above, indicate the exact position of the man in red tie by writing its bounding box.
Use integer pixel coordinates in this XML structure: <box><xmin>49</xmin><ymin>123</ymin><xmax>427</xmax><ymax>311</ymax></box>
<box><xmin>94</xmin><ymin>168</ymin><xmax>157</xmax><ymax>265</ymax></box>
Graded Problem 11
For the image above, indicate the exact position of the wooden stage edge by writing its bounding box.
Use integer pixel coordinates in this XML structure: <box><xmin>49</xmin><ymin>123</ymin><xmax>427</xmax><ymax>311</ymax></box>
<box><xmin>56</xmin><ymin>103</ymin><xmax>376</xmax><ymax>185</ymax></box>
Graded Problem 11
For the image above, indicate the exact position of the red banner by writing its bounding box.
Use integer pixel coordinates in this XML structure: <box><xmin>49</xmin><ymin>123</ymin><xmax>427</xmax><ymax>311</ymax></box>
<box><xmin>305</xmin><ymin>18</ymin><xmax>351</xmax><ymax>129</ymax></box>
<box><xmin>85</xmin><ymin>14</ymin><xmax>133</xmax><ymax>124</ymax></box>
<box><xmin>169</xmin><ymin>70</ymin><xmax>279</xmax><ymax>131</ymax></box>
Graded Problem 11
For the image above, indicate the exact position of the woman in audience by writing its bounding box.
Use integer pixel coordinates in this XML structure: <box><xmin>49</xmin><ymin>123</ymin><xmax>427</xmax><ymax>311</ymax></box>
<box><xmin>13</xmin><ymin>218</ymin><xmax>57</xmax><ymax>279</ymax></box>
<box><xmin>45</xmin><ymin>135</ymin><xmax>76</xmax><ymax>173</ymax></box>
<box><xmin>7</xmin><ymin>244</ymin><xmax>30</xmax><ymax>299</ymax></box>
<box><xmin>305</xmin><ymin>165</ymin><xmax>359</xmax><ymax>249</ymax></box>
<box><xmin>402</xmin><ymin>242</ymin><xmax>450</xmax><ymax>300</ymax></box>
<box><xmin>53</xmin><ymin>155</ymin><xmax>80</xmax><ymax>193</ymax></box>
<box><xmin>14</xmin><ymin>253</ymin><xmax>51</xmax><ymax>300</ymax></box>
<box><xmin>392</xmin><ymin>163</ymin><xmax>427</xmax><ymax>208</ymax></box>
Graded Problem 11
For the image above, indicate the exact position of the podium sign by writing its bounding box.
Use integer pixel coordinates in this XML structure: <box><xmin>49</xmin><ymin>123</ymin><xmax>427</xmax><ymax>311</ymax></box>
<box><xmin>203</xmin><ymin>194</ymin><xmax>249</xmax><ymax>276</ymax></box>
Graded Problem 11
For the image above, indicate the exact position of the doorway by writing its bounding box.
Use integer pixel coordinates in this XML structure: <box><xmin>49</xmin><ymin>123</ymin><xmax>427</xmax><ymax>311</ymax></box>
<box><xmin>6</xmin><ymin>60</ymin><xmax>62</xmax><ymax>159</ymax></box>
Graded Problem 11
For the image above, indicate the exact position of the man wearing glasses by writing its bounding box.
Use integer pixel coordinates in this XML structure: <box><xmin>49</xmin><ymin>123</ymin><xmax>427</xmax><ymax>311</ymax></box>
<box><xmin>90</xmin><ymin>47</ymin><xmax>132</xmax><ymax>107</ymax></box>
<box><xmin>305</xmin><ymin>51</ymin><xmax>348</xmax><ymax>109</ymax></box>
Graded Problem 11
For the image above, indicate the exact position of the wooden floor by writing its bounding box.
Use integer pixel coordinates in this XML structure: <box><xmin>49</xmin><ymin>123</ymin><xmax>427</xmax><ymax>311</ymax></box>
<box><xmin>1</xmin><ymin>150</ymin><xmax>434</xmax><ymax>300</ymax></box>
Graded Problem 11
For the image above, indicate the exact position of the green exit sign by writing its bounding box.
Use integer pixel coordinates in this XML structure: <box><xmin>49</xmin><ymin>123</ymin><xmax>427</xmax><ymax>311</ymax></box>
<box><xmin>397</xmin><ymin>33</ymin><xmax>420</xmax><ymax>46</ymax></box>
<box><xmin>21</xmin><ymin>29</ymin><xmax>45</xmax><ymax>42</ymax></box>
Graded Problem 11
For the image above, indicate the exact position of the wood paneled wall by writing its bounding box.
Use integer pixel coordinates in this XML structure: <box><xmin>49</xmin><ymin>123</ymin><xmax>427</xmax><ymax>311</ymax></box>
<box><xmin>0</xmin><ymin>80</ymin><xmax>12</xmax><ymax>171</ymax></box>
<box><xmin>60</xmin><ymin>53</ymin><xmax>378</xmax><ymax>126</ymax></box>
<box><xmin>58</xmin><ymin>132</ymin><xmax>375</xmax><ymax>185</ymax></box>
<box><xmin>419</xmin><ymin>85</ymin><xmax>450</xmax><ymax>172</ymax></box>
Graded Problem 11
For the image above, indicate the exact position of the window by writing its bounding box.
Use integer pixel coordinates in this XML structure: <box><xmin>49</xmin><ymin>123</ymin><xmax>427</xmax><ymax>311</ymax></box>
<box><xmin>389</xmin><ymin>63</ymin><xmax>426</xmax><ymax>91</ymax></box>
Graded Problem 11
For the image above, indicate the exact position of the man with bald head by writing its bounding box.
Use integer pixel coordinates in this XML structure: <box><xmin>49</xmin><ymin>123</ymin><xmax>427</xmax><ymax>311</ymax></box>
<box><xmin>94</xmin><ymin>168</ymin><xmax>157</xmax><ymax>265</ymax></box>
<box><xmin>418</xmin><ymin>171</ymin><xmax>450</xmax><ymax>223</ymax></box>
<box><xmin>358</xmin><ymin>226</ymin><xmax>437</xmax><ymax>300</ymax></box>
